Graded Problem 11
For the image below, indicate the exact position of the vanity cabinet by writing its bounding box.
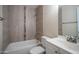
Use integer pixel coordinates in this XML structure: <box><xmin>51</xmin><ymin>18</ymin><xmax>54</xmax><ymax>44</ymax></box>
<box><xmin>45</xmin><ymin>41</ymin><xmax>70</xmax><ymax>54</ymax></box>
<box><xmin>46</xmin><ymin>41</ymin><xmax>59</xmax><ymax>54</ymax></box>
<box><xmin>59</xmin><ymin>48</ymin><xmax>71</xmax><ymax>54</ymax></box>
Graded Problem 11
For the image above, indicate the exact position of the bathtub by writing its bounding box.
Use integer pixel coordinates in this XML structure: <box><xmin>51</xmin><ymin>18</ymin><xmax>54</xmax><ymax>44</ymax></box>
<box><xmin>3</xmin><ymin>39</ymin><xmax>40</xmax><ymax>54</ymax></box>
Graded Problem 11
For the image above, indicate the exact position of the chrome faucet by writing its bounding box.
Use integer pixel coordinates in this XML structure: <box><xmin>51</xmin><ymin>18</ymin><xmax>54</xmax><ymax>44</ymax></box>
<box><xmin>67</xmin><ymin>35</ymin><xmax>77</xmax><ymax>43</ymax></box>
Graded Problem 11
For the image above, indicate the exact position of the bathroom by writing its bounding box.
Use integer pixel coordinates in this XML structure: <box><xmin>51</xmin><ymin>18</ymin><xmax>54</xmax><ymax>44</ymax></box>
<box><xmin>0</xmin><ymin>5</ymin><xmax>79</xmax><ymax>54</ymax></box>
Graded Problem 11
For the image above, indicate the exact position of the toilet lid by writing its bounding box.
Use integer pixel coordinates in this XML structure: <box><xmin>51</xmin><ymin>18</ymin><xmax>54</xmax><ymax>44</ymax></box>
<box><xmin>30</xmin><ymin>46</ymin><xmax>45</xmax><ymax>54</ymax></box>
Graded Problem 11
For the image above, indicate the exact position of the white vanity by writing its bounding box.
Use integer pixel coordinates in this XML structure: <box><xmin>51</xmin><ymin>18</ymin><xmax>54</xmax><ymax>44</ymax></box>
<box><xmin>42</xmin><ymin>36</ymin><xmax>79</xmax><ymax>54</ymax></box>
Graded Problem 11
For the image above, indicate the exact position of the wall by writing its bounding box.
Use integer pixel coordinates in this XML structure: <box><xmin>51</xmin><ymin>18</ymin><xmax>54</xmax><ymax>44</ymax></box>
<box><xmin>58</xmin><ymin>6</ymin><xmax>62</xmax><ymax>35</ymax></box>
<box><xmin>0</xmin><ymin>6</ymin><xmax>10</xmax><ymax>51</ymax></box>
<box><xmin>0</xmin><ymin>6</ymin><xmax>3</xmax><ymax>53</ymax></box>
<box><xmin>62</xmin><ymin>6</ymin><xmax>77</xmax><ymax>36</ymax></box>
<box><xmin>0</xmin><ymin>21</ymin><xmax>3</xmax><ymax>53</ymax></box>
<box><xmin>36</xmin><ymin>6</ymin><xmax>43</xmax><ymax>40</ymax></box>
<box><xmin>25</xmin><ymin>6</ymin><xmax>36</xmax><ymax>40</ymax></box>
<box><xmin>43</xmin><ymin>5</ymin><xmax>58</xmax><ymax>38</ymax></box>
<box><xmin>8</xmin><ymin>6</ymin><xmax>24</xmax><ymax>42</ymax></box>
<box><xmin>3</xmin><ymin>6</ymin><xmax>10</xmax><ymax>50</ymax></box>
<box><xmin>0</xmin><ymin>6</ymin><xmax>3</xmax><ymax>17</ymax></box>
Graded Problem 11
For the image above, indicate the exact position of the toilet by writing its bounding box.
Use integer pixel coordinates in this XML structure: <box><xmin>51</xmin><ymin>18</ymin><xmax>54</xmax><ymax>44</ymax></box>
<box><xmin>30</xmin><ymin>46</ymin><xmax>45</xmax><ymax>54</ymax></box>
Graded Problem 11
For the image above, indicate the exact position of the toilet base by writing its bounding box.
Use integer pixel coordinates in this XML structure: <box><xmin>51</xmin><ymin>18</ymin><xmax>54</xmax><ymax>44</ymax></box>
<box><xmin>30</xmin><ymin>46</ymin><xmax>45</xmax><ymax>54</ymax></box>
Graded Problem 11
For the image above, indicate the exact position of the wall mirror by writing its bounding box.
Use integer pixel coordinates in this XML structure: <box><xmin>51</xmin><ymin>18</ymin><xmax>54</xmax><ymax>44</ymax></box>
<box><xmin>60</xmin><ymin>5</ymin><xmax>78</xmax><ymax>36</ymax></box>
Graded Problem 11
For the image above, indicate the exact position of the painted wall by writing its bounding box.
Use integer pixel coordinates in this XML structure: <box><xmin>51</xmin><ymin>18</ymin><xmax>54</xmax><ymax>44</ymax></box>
<box><xmin>25</xmin><ymin>6</ymin><xmax>36</xmax><ymax>40</ymax></box>
<box><xmin>0</xmin><ymin>21</ymin><xmax>3</xmax><ymax>53</ymax></box>
<box><xmin>43</xmin><ymin>5</ymin><xmax>58</xmax><ymax>38</ymax></box>
<box><xmin>62</xmin><ymin>6</ymin><xmax>77</xmax><ymax>36</ymax></box>
<box><xmin>0</xmin><ymin>5</ymin><xmax>9</xmax><ymax>51</ymax></box>
<box><xmin>0</xmin><ymin>6</ymin><xmax>3</xmax><ymax>53</ymax></box>
<box><xmin>0</xmin><ymin>6</ymin><xmax>3</xmax><ymax>17</ymax></box>
<box><xmin>58</xmin><ymin>6</ymin><xmax>62</xmax><ymax>35</ymax></box>
<box><xmin>3</xmin><ymin>6</ymin><xmax>10</xmax><ymax>50</ymax></box>
<box><xmin>36</xmin><ymin>6</ymin><xmax>43</xmax><ymax>40</ymax></box>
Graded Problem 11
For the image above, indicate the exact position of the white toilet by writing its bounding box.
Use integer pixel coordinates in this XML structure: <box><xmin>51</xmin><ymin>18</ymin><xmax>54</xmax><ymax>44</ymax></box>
<box><xmin>30</xmin><ymin>36</ymin><xmax>46</xmax><ymax>54</ymax></box>
<box><xmin>30</xmin><ymin>46</ymin><xmax>45</xmax><ymax>54</ymax></box>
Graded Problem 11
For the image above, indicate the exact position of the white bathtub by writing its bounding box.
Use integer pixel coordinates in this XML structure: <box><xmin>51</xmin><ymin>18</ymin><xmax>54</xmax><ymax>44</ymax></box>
<box><xmin>3</xmin><ymin>39</ymin><xmax>40</xmax><ymax>54</ymax></box>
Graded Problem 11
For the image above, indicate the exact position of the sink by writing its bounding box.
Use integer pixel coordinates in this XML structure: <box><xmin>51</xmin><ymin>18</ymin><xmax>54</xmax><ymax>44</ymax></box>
<box><xmin>47</xmin><ymin>36</ymin><xmax>79</xmax><ymax>54</ymax></box>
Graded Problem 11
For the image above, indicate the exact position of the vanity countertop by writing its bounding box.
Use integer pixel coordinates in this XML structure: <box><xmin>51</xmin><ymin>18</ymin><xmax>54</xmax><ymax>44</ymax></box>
<box><xmin>45</xmin><ymin>36</ymin><xmax>79</xmax><ymax>54</ymax></box>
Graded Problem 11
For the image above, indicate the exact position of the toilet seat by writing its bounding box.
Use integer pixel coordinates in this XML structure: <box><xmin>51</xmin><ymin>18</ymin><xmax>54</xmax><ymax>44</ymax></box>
<box><xmin>30</xmin><ymin>46</ymin><xmax>45</xmax><ymax>54</ymax></box>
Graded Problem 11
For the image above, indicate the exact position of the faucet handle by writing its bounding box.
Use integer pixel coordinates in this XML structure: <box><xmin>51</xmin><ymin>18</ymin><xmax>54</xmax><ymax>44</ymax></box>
<box><xmin>67</xmin><ymin>35</ymin><xmax>71</xmax><ymax>41</ymax></box>
<box><xmin>64</xmin><ymin>35</ymin><xmax>69</xmax><ymax>39</ymax></box>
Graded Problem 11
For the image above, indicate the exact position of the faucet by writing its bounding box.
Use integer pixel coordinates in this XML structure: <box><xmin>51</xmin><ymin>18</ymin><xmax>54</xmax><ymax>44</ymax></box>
<box><xmin>67</xmin><ymin>35</ymin><xmax>77</xmax><ymax>43</ymax></box>
<box><xmin>72</xmin><ymin>36</ymin><xmax>77</xmax><ymax>43</ymax></box>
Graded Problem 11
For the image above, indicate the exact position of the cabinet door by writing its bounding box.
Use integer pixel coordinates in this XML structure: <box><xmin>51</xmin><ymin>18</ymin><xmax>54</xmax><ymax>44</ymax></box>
<box><xmin>46</xmin><ymin>47</ymin><xmax>59</xmax><ymax>54</ymax></box>
<box><xmin>0</xmin><ymin>6</ymin><xmax>3</xmax><ymax>17</ymax></box>
<box><xmin>46</xmin><ymin>41</ymin><xmax>59</xmax><ymax>54</ymax></box>
<box><xmin>59</xmin><ymin>48</ymin><xmax>71</xmax><ymax>54</ymax></box>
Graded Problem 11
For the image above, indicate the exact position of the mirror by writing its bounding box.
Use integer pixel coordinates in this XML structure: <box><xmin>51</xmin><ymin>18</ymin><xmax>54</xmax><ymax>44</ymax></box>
<box><xmin>76</xmin><ymin>7</ymin><xmax>79</xmax><ymax>34</ymax></box>
<box><xmin>61</xmin><ymin>5</ymin><xmax>78</xmax><ymax>36</ymax></box>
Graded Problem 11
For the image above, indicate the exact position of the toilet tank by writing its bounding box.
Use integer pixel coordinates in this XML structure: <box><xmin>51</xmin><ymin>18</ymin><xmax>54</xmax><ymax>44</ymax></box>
<box><xmin>41</xmin><ymin>36</ymin><xmax>48</xmax><ymax>47</ymax></box>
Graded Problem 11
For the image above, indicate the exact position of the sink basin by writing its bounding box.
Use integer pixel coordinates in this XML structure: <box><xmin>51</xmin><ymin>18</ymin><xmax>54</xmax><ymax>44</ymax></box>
<box><xmin>46</xmin><ymin>36</ymin><xmax>79</xmax><ymax>54</ymax></box>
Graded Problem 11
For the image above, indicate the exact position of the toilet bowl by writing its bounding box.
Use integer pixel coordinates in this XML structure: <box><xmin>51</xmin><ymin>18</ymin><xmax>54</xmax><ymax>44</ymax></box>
<box><xmin>30</xmin><ymin>46</ymin><xmax>45</xmax><ymax>54</ymax></box>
